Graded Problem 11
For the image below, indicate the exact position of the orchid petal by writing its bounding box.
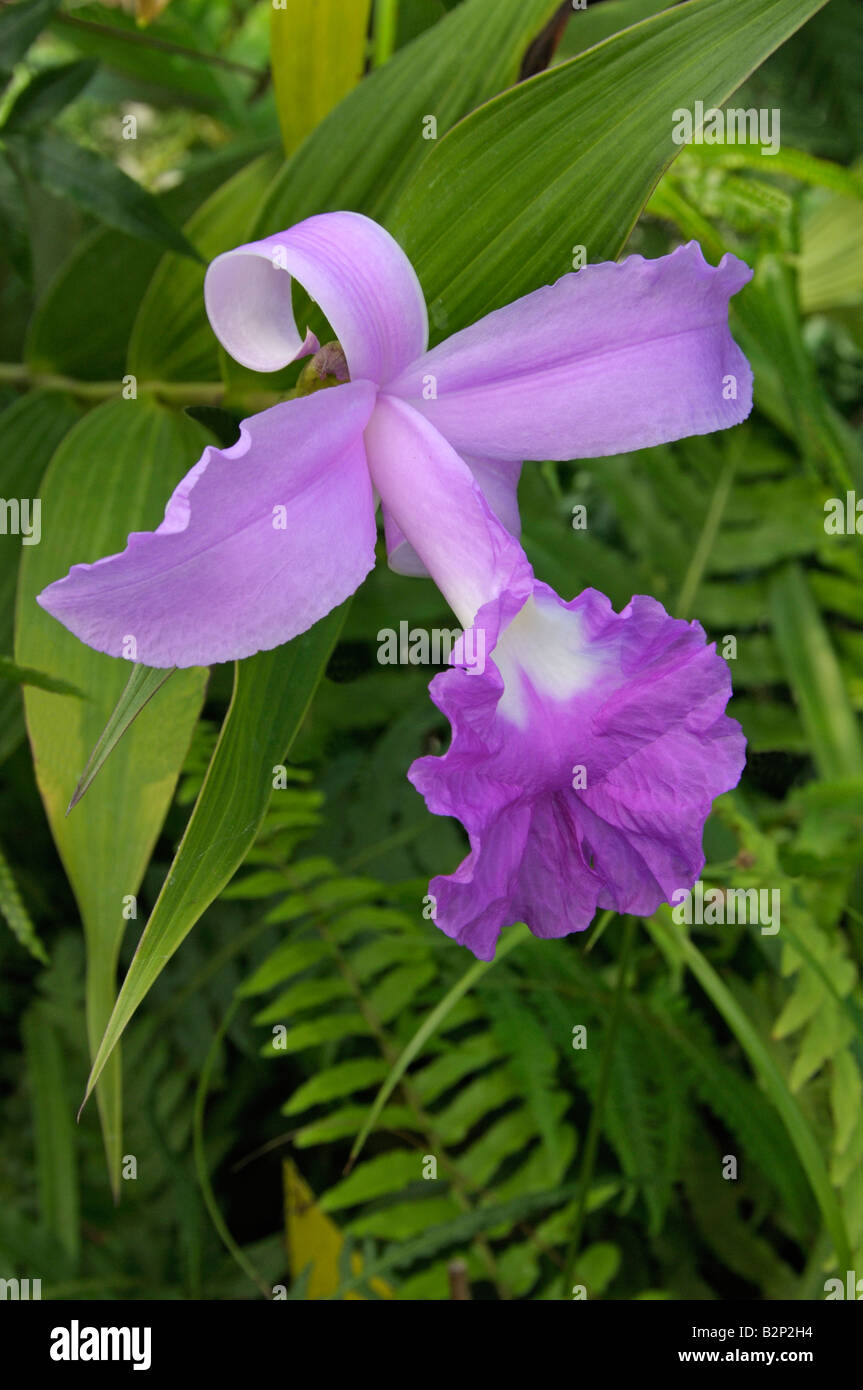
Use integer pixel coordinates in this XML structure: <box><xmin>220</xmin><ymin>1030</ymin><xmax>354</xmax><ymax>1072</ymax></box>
<box><xmin>385</xmin><ymin>242</ymin><xmax>753</xmax><ymax>462</ymax></box>
<box><xmin>410</xmin><ymin>582</ymin><xmax>746</xmax><ymax>960</ymax></box>
<box><xmin>204</xmin><ymin>211</ymin><xmax>428</xmax><ymax>383</ymax></box>
<box><xmin>383</xmin><ymin>454</ymin><xmax>523</xmax><ymax>578</ymax></box>
<box><xmin>363</xmin><ymin>397</ymin><xmax>531</xmax><ymax>629</ymax></box>
<box><xmin>37</xmin><ymin>383</ymin><xmax>378</xmax><ymax>668</ymax></box>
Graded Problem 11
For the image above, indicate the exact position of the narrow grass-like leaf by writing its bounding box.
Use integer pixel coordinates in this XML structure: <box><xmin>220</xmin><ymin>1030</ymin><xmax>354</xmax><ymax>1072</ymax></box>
<box><xmin>67</xmin><ymin>664</ymin><xmax>175</xmax><ymax>813</ymax></box>
<box><xmin>347</xmin><ymin>923</ymin><xmax>530</xmax><ymax>1168</ymax></box>
<box><xmin>770</xmin><ymin>564</ymin><xmax>863</xmax><ymax>779</ymax></box>
<box><xmin>82</xmin><ymin>604</ymin><xmax>349</xmax><ymax>1109</ymax></box>
<box><xmin>647</xmin><ymin>908</ymin><xmax>851</xmax><ymax>1271</ymax></box>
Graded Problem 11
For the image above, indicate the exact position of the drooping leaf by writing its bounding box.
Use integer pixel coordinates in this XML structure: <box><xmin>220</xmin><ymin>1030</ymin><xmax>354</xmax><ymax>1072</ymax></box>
<box><xmin>0</xmin><ymin>60</ymin><xmax>96</xmax><ymax>133</ymax></box>
<box><xmin>5</xmin><ymin>133</ymin><xmax>199</xmax><ymax>260</ymax></box>
<box><xmin>0</xmin><ymin>0</ymin><xmax>61</xmax><ymax>80</ymax></box>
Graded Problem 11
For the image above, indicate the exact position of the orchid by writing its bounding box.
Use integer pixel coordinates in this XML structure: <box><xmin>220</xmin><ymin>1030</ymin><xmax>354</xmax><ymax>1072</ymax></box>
<box><xmin>38</xmin><ymin>210</ymin><xmax>752</xmax><ymax>959</ymax></box>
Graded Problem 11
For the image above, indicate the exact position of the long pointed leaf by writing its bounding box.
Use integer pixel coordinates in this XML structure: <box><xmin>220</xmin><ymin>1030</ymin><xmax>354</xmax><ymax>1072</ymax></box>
<box><xmin>67</xmin><ymin>664</ymin><xmax>175</xmax><ymax>813</ymax></box>
<box><xmin>15</xmin><ymin>399</ymin><xmax>210</xmax><ymax>1190</ymax></box>
<box><xmin>82</xmin><ymin>604</ymin><xmax>349</xmax><ymax>1109</ymax></box>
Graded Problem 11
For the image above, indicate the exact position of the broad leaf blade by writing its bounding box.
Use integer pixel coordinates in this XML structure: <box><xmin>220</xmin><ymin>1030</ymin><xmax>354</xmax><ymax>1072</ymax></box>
<box><xmin>15</xmin><ymin>398</ymin><xmax>210</xmax><ymax>1189</ymax></box>
<box><xmin>255</xmin><ymin>0</ymin><xmax>562</xmax><ymax>232</ymax></box>
<box><xmin>388</xmin><ymin>0</ymin><xmax>830</xmax><ymax>334</ymax></box>
<box><xmin>270</xmin><ymin>0</ymin><xmax>372</xmax><ymax>155</ymax></box>
<box><xmin>0</xmin><ymin>391</ymin><xmax>81</xmax><ymax>765</ymax></box>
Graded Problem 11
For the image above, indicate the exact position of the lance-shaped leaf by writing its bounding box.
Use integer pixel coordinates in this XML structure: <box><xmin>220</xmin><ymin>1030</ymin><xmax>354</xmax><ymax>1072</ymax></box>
<box><xmin>81</xmin><ymin>603</ymin><xmax>348</xmax><ymax>1112</ymax></box>
<box><xmin>270</xmin><ymin>0</ymin><xmax>372</xmax><ymax>155</ymax></box>
<box><xmin>15</xmin><ymin>398</ymin><xmax>210</xmax><ymax>1190</ymax></box>
<box><xmin>5</xmin><ymin>133</ymin><xmax>199</xmax><ymax>260</ymax></box>
<box><xmin>255</xmin><ymin>0</ymin><xmax>563</xmax><ymax>232</ymax></box>
<box><xmin>0</xmin><ymin>59</ymin><xmax>96</xmax><ymax>134</ymax></box>
<box><xmin>388</xmin><ymin>0</ymin><xmax>831</xmax><ymax>336</ymax></box>
<box><xmin>67</xmin><ymin>664</ymin><xmax>175</xmax><ymax>813</ymax></box>
<box><xmin>0</xmin><ymin>0</ymin><xmax>61</xmax><ymax>80</ymax></box>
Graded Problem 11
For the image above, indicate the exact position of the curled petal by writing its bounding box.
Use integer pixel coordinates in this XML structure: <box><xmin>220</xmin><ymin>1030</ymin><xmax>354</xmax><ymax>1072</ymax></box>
<box><xmin>410</xmin><ymin>582</ymin><xmax>746</xmax><ymax>960</ymax></box>
<box><xmin>37</xmin><ymin>383</ymin><xmax>378</xmax><ymax>667</ymax></box>
<box><xmin>363</xmin><ymin>396</ymin><xmax>531</xmax><ymax>629</ymax></box>
<box><xmin>204</xmin><ymin>211</ymin><xmax>428</xmax><ymax>383</ymax></box>
<box><xmin>386</xmin><ymin>242</ymin><xmax>753</xmax><ymax>462</ymax></box>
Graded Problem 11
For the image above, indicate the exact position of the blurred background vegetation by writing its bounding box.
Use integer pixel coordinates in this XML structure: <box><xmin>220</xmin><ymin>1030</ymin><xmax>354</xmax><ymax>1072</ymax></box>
<box><xmin>2</xmin><ymin>0</ymin><xmax>863</xmax><ymax>1300</ymax></box>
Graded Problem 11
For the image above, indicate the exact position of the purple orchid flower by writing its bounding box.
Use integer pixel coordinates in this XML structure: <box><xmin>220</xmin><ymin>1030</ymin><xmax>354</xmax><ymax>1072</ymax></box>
<box><xmin>38</xmin><ymin>211</ymin><xmax>751</xmax><ymax>960</ymax></box>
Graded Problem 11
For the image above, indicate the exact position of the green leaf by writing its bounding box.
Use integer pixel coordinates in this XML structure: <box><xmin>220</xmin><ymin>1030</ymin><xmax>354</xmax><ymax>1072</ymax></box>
<box><xmin>270</xmin><ymin>0</ymin><xmax>372</xmax><ymax>155</ymax></box>
<box><xmin>647</xmin><ymin>907</ymin><xmax>852</xmax><ymax>1271</ymax></box>
<box><xmin>556</xmin><ymin>0</ymin><xmax>675</xmax><ymax>58</ymax></box>
<box><xmin>0</xmin><ymin>390</ymin><xmax>81</xmax><ymax>765</ymax></box>
<box><xmin>23</xmin><ymin>143</ymin><xmax>264</xmax><ymax>379</ymax></box>
<box><xmin>321</xmin><ymin>1150</ymin><xmax>426</xmax><ymax>1212</ymax></box>
<box><xmin>5</xmin><ymin>133</ymin><xmax>199</xmax><ymax>260</ymax></box>
<box><xmin>1</xmin><ymin>59</ymin><xmax>96</xmax><ymax>133</ymax></box>
<box><xmin>0</xmin><ymin>0</ymin><xmax>61</xmax><ymax>79</ymax></box>
<box><xmin>51</xmin><ymin>5</ymin><xmax>245</xmax><ymax>114</ymax></box>
<box><xmin>770</xmin><ymin>564</ymin><xmax>863</xmax><ymax>779</ymax></box>
<box><xmin>128</xmin><ymin>151</ymin><xmax>280</xmax><ymax>383</ymax></box>
<box><xmin>82</xmin><ymin>604</ymin><xmax>349</xmax><ymax>1109</ymax></box>
<box><xmin>0</xmin><ymin>835</ymin><xmax>47</xmax><ymax>963</ymax></box>
<box><xmin>284</xmin><ymin>1058</ymin><xmax>389</xmax><ymax>1117</ymax></box>
<box><xmin>387</xmin><ymin>0</ymin><xmax>830</xmax><ymax>336</ymax></box>
<box><xmin>255</xmin><ymin>0</ymin><xmax>562</xmax><ymax>233</ymax></box>
<box><xmin>67</xmin><ymin>664</ymin><xmax>175</xmax><ymax>812</ymax></box>
<box><xmin>22</xmin><ymin>1003</ymin><xmax>79</xmax><ymax>1263</ymax></box>
<box><xmin>15</xmin><ymin>398</ymin><xmax>210</xmax><ymax>1189</ymax></box>
<box><xmin>0</xmin><ymin>656</ymin><xmax>84</xmax><ymax>698</ymax></box>
<box><xmin>348</xmin><ymin>923</ymin><xmax>530</xmax><ymax>1166</ymax></box>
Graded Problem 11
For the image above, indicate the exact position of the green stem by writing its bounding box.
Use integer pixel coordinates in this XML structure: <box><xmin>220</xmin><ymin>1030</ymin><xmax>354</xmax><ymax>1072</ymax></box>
<box><xmin>562</xmin><ymin>915</ymin><xmax>637</xmax><ymax>1297</ymax></box>
<box><xmin>675</xmin><ymin>453</ymin><xmax>735</xmax><ymax>620</ymax></box>
<box><xmin>372</xmin><ymin>0</ymin><xmax>399</xmax><ymax>67</ymax></box>
<box><xmin>193</xmin><ymin>999</ymin><xmax>272</xmax><ymax>1299</ymax></box>
<box><xmin>0</xmin><ymin>362</ymin><xmax>283</xmax><ymax>411</ymax></box>
<box><xmin>54</xmin><ymin>13</ymin><xmax>265</xmax><ymax>80</ymax></box>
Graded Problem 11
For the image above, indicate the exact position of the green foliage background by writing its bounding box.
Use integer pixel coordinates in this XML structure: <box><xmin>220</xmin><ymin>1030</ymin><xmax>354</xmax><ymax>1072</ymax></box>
<box><xmin>1</xmin><ymin>0</ymin><xmax>863</xmax><ymax>1300</ymax></box>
